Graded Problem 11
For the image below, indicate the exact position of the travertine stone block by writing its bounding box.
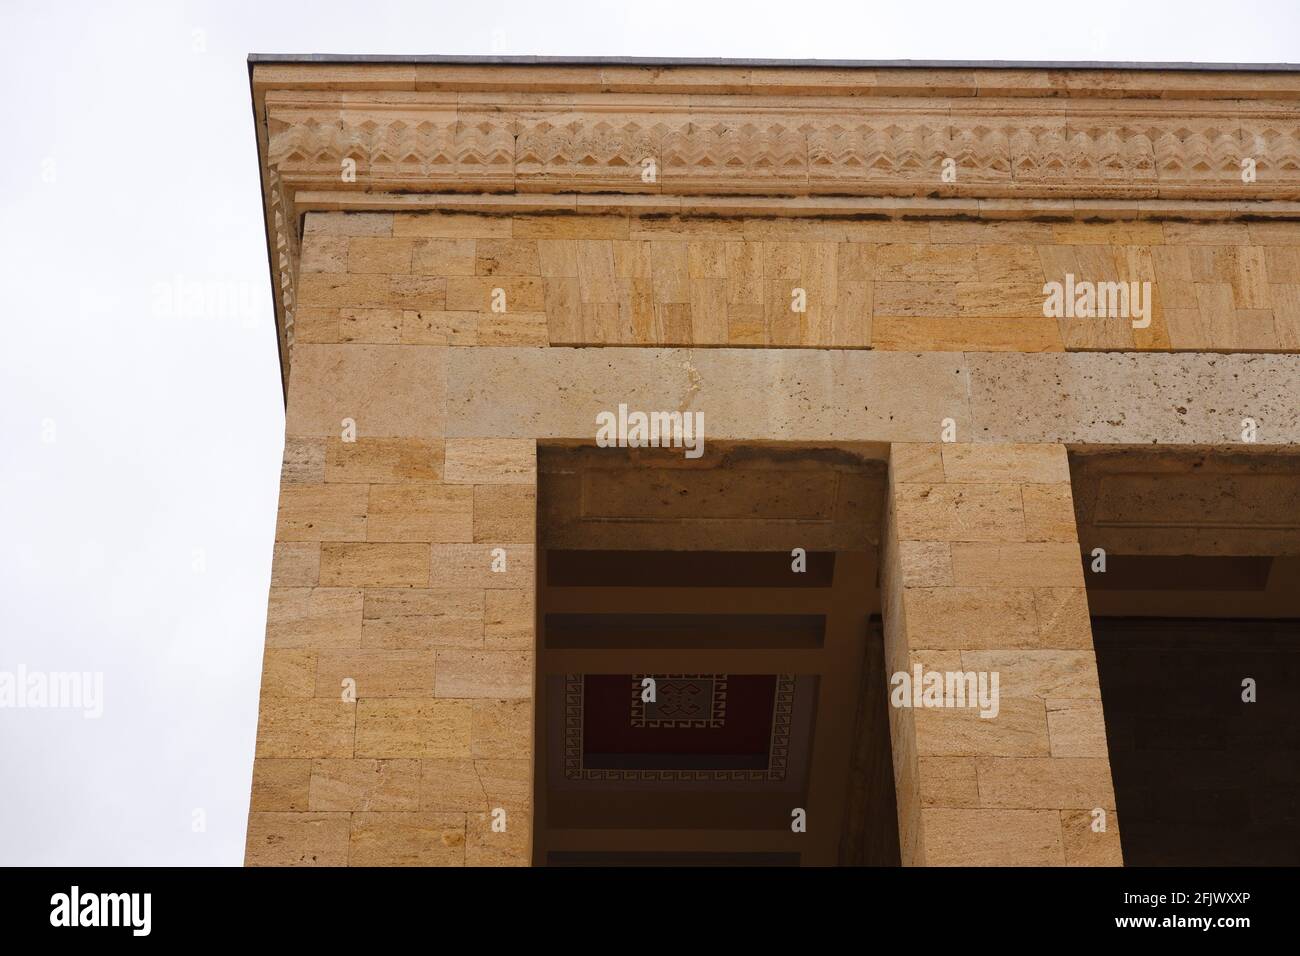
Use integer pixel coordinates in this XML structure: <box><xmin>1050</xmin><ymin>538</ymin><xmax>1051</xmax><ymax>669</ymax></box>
<box><xmin>255</xmin><ymin>698</ymin><xmax>356</xmax><ymax>758</ymax></box>
<box><xmin>308</xmin><ymin>758</ymin><xmax>421</xmax><ymax>811</ymax></box>
<box><xmin>324</xmin><ymin>438</ymin><xmax>443</xmax><ymax>483</ymax></box>
<box><xmin>355</xmin><ymin>699</ymin><xmax>472</xmax><ymax>758</ymax></box>
<box><xmin>276</xmin><ymin>484</ymin><xmax>368</xmax><ymax>542</ymax></box>
<box><xmin>466</xmin><ymin>808</ymin><xmax>530</xmax><ymax>866</ymax></box>
<box><xmin>922</xmin><ymin>809</ymin><xmax>1065</xmax><ymax>866</ymax></box>
<box><xmin>349</xmin><ymin>812</ymin><xmax>466</xmax><ymax>866</ymax></box>
<box><xmin>433</xmin><ymin>650</ymin><xmax>531</xmax><ymax>699</ymax></box>
<box><xmin>320</xmin><ymin>543</ymin><xmax>430</xmax><ymax>587</ymax></box>
<box><xmin>281</xmin><ymin>438</ymin><xmax>326</xmax><ymax>483</ymax></box>
<box><xmin>1045</xmin><ymin>699</ymin><xmax>1110</xmax><ymax>757</ymax></box>
<box><xmin>470</xmin><ymin>700</ymin><xmax>531</xmax><ymax>759</ymax></box>
<box><xmin>1061</xmin><ymin>809</ymin><xmax>1124</xmax><ymax>866</ymax></box>
<box><xmin>250</xmin><ymin>758</ymin><xmax>311</xmax><ymax>812</ymax></box>
<box><xmin>960</xmin><ymin>651</ymin><xmax>1100</xmax><ymax>699</ymax></box>
<box><xmin>896</xmin><ymin>541</ymin><xmax>953</xmax><ymax>587</ymax></box>
<box><xmin>265</xmin><ymin>588</ymin><xmax>362</xmax><ymax>649</ymax></box>
<box><xmin>914</xmin><ymin>699</ymin><xmax>1051</xmax><ymax>757</ymax></box>
<box><xmin>473</xmin><ymin>485</ymin><xmax>536</xmax><ymax>543</ymax></box>
<box><xmin>917</xmin><ymin>757</ymin><xmax>980</xmax><ymax>809</ymax></box>
<box><xmin>1021</xmin><ymin>483</ymin><xmax>1077</xmax><ymax>542</ymax></box>
<box><xmin>286</xmin><ymin>345</ymin><xmax>446</xmax><ymax>440</ymax></box>
<box><xmin>361</xmin><ymin>588</ymin><xmax>485</xmax><ymax>649</ymax></box>
<box><xmin>270</xmin><ymin>543</ymin><xmax>320</xmax><ymax>587</ymax></box>
<box><xmin>245</xmin><ymin>812</ymin><xmax>351</xmax><ymax>867</ymax></box>
<box><xmin>314</xmin><ymin>650</ymin><xmax>436</xmax><ymax>698</ymax></box>
<box><xmin>975</xmin><ymin>757</ymin><xmax>1117</xmax><ymax>809</ymax></box>
<box><xmin>903</xmin><ymin>588</ymin><xmax>1039</xmax><ymax>649</ymax></box>
<box><xmin>259</xmin><ymin>649</ymin><xmax>317</xmax><ymax>698</ymax></box>
<box><xmin>893</xmin><ymin>483</ymin><xmax>1027</xmax><ymax>542</ymax></box>
<box><xmin>338</xmin><ymin>308</ymin><xmax>402</xmax><ymax>344</ymax></box>
<box><xmin>950</xmin><ymin>542</ymin><xmax>1085</xmax><ymax>588</ymax></box>
<box><xmin>941</xmin><ymin>444</ymin><xmax>1070</xmax><ymax>484</ymax></box>
<box><xmin>420</xmin><ymin>759</ymin><xmax>489</xmax><ymax>810</ymax></box>
<box><xmin>483</xmin><ymin>590</ymin><xmax>533</xmax><ymax>649</ymax></box>
<box><xmin>443</xmin><ymin>439</ymin><xmax>536</xmax><ymax>484</ymax></box>
<box><xmin>429</xmin><ymin>544</ymin><xmax>534</xmax><ymax>589</ymax></box>
<box><xmin>366</xmin><ymin>484</ymin><xmax>474</xmax><ymax>542</ymax></box>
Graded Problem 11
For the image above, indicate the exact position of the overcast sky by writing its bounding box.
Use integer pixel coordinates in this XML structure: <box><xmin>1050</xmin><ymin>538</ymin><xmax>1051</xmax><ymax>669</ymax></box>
<box><xmin>1</xmin><ymin>0</ymin><xmax>1297</xmax><ymax>866</ymax></box>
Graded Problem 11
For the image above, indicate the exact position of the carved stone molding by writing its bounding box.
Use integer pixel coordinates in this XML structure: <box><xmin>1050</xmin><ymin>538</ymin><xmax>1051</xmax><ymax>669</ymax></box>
<box><xmin>264</xmin><ymin>92</ymin><xmax>1300</xmax><ymax>200</ymax></box>
<box><xmin>250</xmin><ymin>62</ymin><xmax>1300</xmax><ymax>389</ymax></box>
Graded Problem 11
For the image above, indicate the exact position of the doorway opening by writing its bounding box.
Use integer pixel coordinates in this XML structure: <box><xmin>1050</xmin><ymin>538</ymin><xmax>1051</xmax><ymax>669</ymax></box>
<box><xmin>1071</xmin><ymin>448</ymin><xmax>1300</xmax><ymax>865</ymax></box>
<box><xmin>533</xmin><ymin>443</ymin><xmax>899</xmax><ymax>865</ymax></box>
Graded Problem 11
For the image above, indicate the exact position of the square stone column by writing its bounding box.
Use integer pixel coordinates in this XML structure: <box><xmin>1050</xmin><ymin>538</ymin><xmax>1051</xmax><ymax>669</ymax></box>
<box><xmin>882</xmin><ymin>443</ymin><xmax>1123</xmax><ymax>866</ymax></box>
<box><xmin>245</xmin><ymin>333</ymin><xmax>535</xmax><ymax>865</ymax></box>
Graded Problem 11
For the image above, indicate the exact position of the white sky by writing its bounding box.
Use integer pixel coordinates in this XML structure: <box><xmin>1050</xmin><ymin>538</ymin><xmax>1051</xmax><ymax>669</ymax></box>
<box><xmin>1</xmin><ymin>0</ymin><xmax>1297</xmax><ymax>866</ymax></box>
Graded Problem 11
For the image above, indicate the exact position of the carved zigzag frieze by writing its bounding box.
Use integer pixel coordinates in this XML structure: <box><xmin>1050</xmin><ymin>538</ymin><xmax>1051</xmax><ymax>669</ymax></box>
<box><xmin>265</xmin><ymin>98</ymin><xmax>1300</xmax><ymax>198</ymax></box>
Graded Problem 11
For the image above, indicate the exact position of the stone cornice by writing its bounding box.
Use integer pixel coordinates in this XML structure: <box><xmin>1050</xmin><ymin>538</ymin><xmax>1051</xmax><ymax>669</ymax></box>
<box><xmin>264</xmin><ymin>89</ymin><xmax>1300</xmax><ymax>200</ymax></box>
<box><xmin>250</xmin><ymin>62</ymin><xmax>1300</xmax><ymax>393</ymax></box>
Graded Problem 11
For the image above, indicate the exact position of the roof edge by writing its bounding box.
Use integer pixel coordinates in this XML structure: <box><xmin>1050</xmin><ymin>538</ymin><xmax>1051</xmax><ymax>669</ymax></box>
<box><xmin>246</xmin><ymin>53</ymin><xmax>1300</xmax><ymax>72</ymax></box>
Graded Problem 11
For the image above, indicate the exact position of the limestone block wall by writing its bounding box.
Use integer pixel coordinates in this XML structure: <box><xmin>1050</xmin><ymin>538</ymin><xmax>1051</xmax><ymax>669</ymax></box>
<box><xmin>246</xmin><ymin>406</ymin><xmax>536</xmax><ymax>864</ymax></box>
<box><xmin>245</xmin><ymin>205</ymin><xmax>1300</xmax><ymax>867</ymax></box>
<box><xmin>883</xmin><ymin>443</ymin><xmax>1121</xmax><ymax>866</ymax></box>
<box><xmin>289</xmin><ymin>211</ymin><xmax>1300</xmax><ymax>353</ymax></box>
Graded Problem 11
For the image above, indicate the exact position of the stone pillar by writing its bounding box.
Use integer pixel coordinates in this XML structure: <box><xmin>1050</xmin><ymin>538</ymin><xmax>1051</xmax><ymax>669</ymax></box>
<box><xmin>882</xmin><ymin>442</ymin><xmax>1122</xmax><ymax>866</ymax></box>
<box><xmin>245</xmin><ymin>275</ymin><xmax>536</xmax><ymax>864</ymax></box>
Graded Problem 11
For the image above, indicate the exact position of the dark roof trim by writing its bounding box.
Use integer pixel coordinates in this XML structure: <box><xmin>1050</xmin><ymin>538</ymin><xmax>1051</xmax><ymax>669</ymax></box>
<box><xmin>247</xmin><ymin>54</ymin><xmax>1300</xmax><ymax>71</ymax></box>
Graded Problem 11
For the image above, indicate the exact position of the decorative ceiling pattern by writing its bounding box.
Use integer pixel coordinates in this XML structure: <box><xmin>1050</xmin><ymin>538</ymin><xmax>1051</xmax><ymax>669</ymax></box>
<box><xmin>563</xmin><ymin>673</ymin><xmax>797</xmax><ymax>782</ymax></box>
<box><xmin>630</xmin><ymin>675</ymin><xmax>729</xmax><ymax>729</ymax></box>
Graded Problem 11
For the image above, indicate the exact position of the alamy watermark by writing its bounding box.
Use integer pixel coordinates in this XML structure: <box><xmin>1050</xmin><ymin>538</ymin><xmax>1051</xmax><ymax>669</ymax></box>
<box><xmin>596</xmin><ymin>403</ymin><xmax>704</xmax><ymax>459</ymax></box>
<box><xmin>0</xmin><ymin>666</ymin><xmax>103</xmax><ymax>718</ymax></box>
<box><xmin>50</xmin><ymin>887</ymin><xmax>150</xmax><ymax>936</ymax></box>
<box><xmin>151</xmin><ymin>274</ymin><xmax>264</xmax><ymax>326</ymax></box>
<box><xmin>890</xmin><ymin>664</ymin><xmax>1000</xmax><ymax>719</ymax></box>
<box><xmin>1042</xmin><ymin>273</ymin><xmax>1151</xmax><ymax>329</ymax></box>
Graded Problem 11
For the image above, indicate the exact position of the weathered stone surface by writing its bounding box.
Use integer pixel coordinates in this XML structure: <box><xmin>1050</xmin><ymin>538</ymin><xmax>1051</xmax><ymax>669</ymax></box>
<box><xmin>246</xmin><ymin>812</ymin><xmax>350</xmax><ymax>867</ymax></box>
<box><xmin>445</xmin><ymin>347</ymin><xmax>970</xmax><ymax>442</ymax></box>
<box><xmin>349</xmin><ymin>812</ymin><xmax>466</xmax><ymax>866</ymax></box>
<box><xmin>265</xmin><ymin>588</ymin><xmax>362</xmax><ymax>649</ymax></box>
<box><xmin>967</xmin><ymin>352</ymin><xmax>1300</xmax><ymax>445</ymax></box>
<box><xmin>255</xmin><ymin>699</ymin><xmax>355</xmax><ymax>758</ymax></box>
<box><xmin>922</xmin><ymin>808</ymin><xmax>1065</xmax><ymax>866</ymax></box>
<box><xmin>433</xmin><ymin>650</ymin><xmax>531</xmax><ymax>699</ymax></box>
<box><xmin>355</xmin><ymin>699</ymin><xmax>472</xmax><ymax>758</ymax></box>
<box><xmin>308</xmin><ymin>758</ymin><xmax>421</xmax><ymax>811</ymax></box>
<box><xmin>366</xmin><ymin>485</ymin><xmax>474</xmax><ymax>543</ymax></box>
<box><xmin>314</xmin><ymin>650</ymin><xmax>436</xmax><ymax>699</ymax></box>
<box><xmin>975</xmin><ymin>757</ymin><xmax>1117</xmax><ymax>809</ymax></box>
<box><xmin>1061</xmin><ymin>809</ymin><xmax>1124</xmax><ymax>866</ymax></box>
<box><xmin>1045</xmin><ymin>699</ymin><xmax>1110</xmax><ymax>757</ymax></box>
<box><xmin>444</xmin><ymin>439</ymin><xmax>536</xmax><ymax>484</ymax></box>
<box><xmin>320</xmin><ymin>543</ymin><xmax>430</xmax><ymax>587</ymax></box>
<box><xmin>914</xmin><ymin>699</ymin><xmax>1051</xmax><ymax>757</ymax></box>
<box><xmin>361</xmin><ymin>588</ymin><xmax>485</xmax><ymax>649</ymax></box>
<box><xmin>904</xmin><ymin>588</ymin><xmax>1039</xmax><ymax>649</ymax></box>
<box><xmin>443</xmin><ymin>347</ymin><xmax>1300</xmax><ymax>444</ymax></box>
<box><xmin>286</xmin><ymin>345</ymin><xmax>446</xmax><ymax>439</ymax></box>
<box><xmin>250</xmin><ymin>758</ymin><xmax>311</xmax><ymax>812</ymax></box>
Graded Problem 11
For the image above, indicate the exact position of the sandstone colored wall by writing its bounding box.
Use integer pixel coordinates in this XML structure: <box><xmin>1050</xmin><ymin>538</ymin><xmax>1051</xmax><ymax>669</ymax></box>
<box><xmin>246</xmin><ymin>424</ymin><xmax>536</xmax><ymax>865</ymax></box>
<box><xmin>246</xmin><ymin>205</ymin><xmax>1299</xmax><ymax>866</ymax></box>
<box><xmin>883</xmin><ymin>443</ymin><xmax>1121</xmax><ymax>866</ymax></box>
<box><xmin>292</xmin><ymin>212</ymin><xmax>1300</xmax><ymax>353</ymax></box>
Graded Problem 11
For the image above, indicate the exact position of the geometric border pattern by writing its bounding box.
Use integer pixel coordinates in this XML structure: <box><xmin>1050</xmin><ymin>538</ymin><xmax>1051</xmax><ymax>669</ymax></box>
<box><xmin>564</xmin><ymin>673</ymin><xmax>795</xmax><ymax>782</ymax></box>
<box><xmin>629</xmin><ymin>674</ymin><xmax>728</xmax><ymax>729</ymax></box>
